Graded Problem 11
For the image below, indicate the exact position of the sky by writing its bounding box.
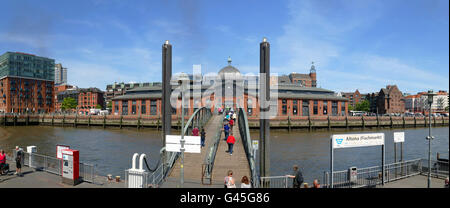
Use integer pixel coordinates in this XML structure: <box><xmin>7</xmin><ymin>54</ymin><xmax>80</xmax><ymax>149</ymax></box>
<box><xmin>0</xmin><ymin>0</ymin><xmax>448</xmax><ymax>94</ymax></box>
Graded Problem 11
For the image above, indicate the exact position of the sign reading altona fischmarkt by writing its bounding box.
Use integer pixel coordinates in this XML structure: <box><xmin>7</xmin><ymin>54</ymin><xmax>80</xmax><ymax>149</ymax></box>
<box><xmin>332</xmin><ymin>133</ymin><xmax>385</xmax><ymax>149</ymax></box>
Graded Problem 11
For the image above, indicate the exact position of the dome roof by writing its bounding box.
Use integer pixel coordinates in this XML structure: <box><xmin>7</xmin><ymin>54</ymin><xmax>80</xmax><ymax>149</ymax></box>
<box><xmin>218</xmin><ymin>65</ymin><xmax>240</xmax><ymax>75</ymax></box>
<box><xmin>218</xmin><ymin>56</ymin><xmax>240</xmax><ymax>79</ymax></box>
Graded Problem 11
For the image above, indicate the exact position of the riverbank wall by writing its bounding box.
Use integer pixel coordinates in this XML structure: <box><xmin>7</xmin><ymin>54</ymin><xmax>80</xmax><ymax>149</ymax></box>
<box><xmin>1</xmin><ymin>114</ymin><xmax>448</xmax><ymax>130</ymax></box>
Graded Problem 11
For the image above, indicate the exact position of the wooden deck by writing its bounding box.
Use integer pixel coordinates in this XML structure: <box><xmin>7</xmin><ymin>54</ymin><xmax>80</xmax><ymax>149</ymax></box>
<box><xmin>165</xmin><ymin>113</ymin><xmax>251</xmax><ymax>188</ymax></box>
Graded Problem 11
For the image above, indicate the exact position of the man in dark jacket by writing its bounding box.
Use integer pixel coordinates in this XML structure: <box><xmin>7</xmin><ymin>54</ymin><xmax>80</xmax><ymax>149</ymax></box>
<box><xmin>286</xmin><ymin>165</ymin><xmax>303</xmax><ymax>188</ymax></box>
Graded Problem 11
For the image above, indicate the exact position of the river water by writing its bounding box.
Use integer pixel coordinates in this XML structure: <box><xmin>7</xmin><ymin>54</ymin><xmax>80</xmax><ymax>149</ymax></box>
<box><xmin>0</xmin><ymin>125</ymin><xmax>448</xmax><ymax>184</ymax></box>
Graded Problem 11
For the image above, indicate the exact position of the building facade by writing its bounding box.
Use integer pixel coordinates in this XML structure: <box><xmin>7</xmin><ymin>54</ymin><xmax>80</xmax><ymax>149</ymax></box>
<box><xmin>111</xmin><ymin>60</ymin><xmax>347</xmax><ymax>118</ymax></box>
<box><xmin>78</xmin><ymin>88</ymin><xmax>105</xmax><ymax>115</ymax></box>
<box><xmin>375</xmin><ymin>85</ymin><xmax>405</xmax><ymax>114</ymax></box>
<box><xmin>0</xmin><ymin>52</ymin><xmax>55</xmax><ymax>113</ymax></box>
<box><xmin>54</xmin><ymin>63</ymin><xmax>67</xmax><ymax>85</ymax></box>
<box><xmin>341</xmin><ymin>89</ymin><xmax>362</xmax><ymax>108</ymax></box>
<box><xmin>105</xmin><ymin>82</ymin><xmax>162</xmax><ymax>108</ymax></box>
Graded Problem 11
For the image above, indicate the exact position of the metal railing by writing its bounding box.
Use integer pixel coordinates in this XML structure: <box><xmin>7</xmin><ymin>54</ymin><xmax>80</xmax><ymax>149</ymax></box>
<box><xmin>420</xmin><ymin>159</ymin><xmax>449</xmax><ymax>179</ymax></box>
<box><xmin>323</xmin><ymin>159</ymin><xmax>422</xmax><ymax>188</ymax></box>
<box><xmin>12</xmin><ymin>149</ymin><xmax>97</xmax><ymax>183</ymax></box>
<box><xmin>259</xmin><ymin>176</ymin><xmax>293</xmax><ymax>188</ymax></box>
<box><xmin>238</xmin><ymin>105</ymin><xmax>259</xmax><ymax>188</ymax></box>
<box><xmin>126</xmin><ymin>107</ymin><xmax>213</xmax><ymax>187</ymax></box>
<box><xmin>202</xmin><ymin>119</ymin><xmax>222</xmax><ymax>184</ymax></box>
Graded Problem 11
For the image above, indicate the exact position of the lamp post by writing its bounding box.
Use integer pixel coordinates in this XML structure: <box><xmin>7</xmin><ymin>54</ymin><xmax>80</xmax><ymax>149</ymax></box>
<box><xmin>426</xmin><ymin>90</ymin><xmax>435</xmax><ymax>188</ymax></box>
<box><xmin>178</xmin><ymin>74</ymin><xmax>189</xmax><ymax>188</ymax></box>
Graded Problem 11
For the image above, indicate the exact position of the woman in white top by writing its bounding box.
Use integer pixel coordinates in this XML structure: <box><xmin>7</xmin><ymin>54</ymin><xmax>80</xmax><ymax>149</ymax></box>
<box><xmin>240</xmin><ymin>176</ymin><xmax>251</xmax><ymax>188</ymax></box>
<box><xmin>224</xmin><ymin>170</ymin><xmax>236</xmax><ymax>188</ymax></box>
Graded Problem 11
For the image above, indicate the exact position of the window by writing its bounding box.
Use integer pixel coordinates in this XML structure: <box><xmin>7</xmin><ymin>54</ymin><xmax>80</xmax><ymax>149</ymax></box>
<box><xmin>323</xmin><ymin>101</ymin><xmax>328</xmax><ymax>115</ymax></box>
<box><xmin>341</xmin><ymin>101</ymin><xmax>346</xmax><ymax>116</ymax></box>
<box><xmin>332</xmin><ymin>101</ymin><xmax>338</xmax><ymax>116</ymax></box>
<box><xmin>247</xmin><ymin>99</ymin><xmax>253</xmax><ymax>116</ymax></box>
<box><xmin>141</xmin><ymin>100</ymin><xmax>146</xmax><ymax>114</ymax></box>
<box><xmin>150</xmin><ymin>100</ymin><xmax>157</xmax><ymax>115</ymax></box>
<box><xmin>282</xmin><ymin>99</ymin><xmax>287</xmax><ymax>115</ymax></box>
<box><xmin>302</xmin><ymin>100</ymin><xmax>309</xmax><ymax>116</ymax></box>
<box><xmin>122</xmin><ymin>101</ymin><xmax>128</xmax><ymax>115</ymax></box>
<box><xmin>313</xmin><ymin>100</ymin><xmax>318</xmax><ymax>115</ymax></box>
<box><xmin>293</xmin><ymin>100</ymin><xmax>298</xmax><ymax>115</ymax></box>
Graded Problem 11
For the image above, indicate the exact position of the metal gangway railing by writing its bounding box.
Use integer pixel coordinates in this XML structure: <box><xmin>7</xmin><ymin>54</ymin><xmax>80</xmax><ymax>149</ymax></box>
<box><xmin>201</xmin><ymin>119</ymin><xmax>222</xmax><ymax>185</ymax></box>
<box><xmin>237</xmin><ymin>105</ymin><xmax>259</xmax><ymax>188</ymax></box>
<box><xmin>11</xmin><ymin>149</ymin><xmax>97</xmax><ymax>183</ymax></box>
<box><xmin>126</xmin><ymin>107</ymin><xmax>213</xmax><ymax>187</ymax></box>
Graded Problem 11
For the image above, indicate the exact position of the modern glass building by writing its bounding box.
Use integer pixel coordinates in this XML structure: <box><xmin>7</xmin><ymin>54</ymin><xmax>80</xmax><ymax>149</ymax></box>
<box><xmin>0</xmin><ymin>52</ymin><xmax>55</xmax><ymax>81</ymax></box>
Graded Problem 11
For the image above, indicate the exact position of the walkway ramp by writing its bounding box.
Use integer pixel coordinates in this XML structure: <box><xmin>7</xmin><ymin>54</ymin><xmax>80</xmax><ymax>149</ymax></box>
<box><xmin>163</xmin><ymin>114</ymin><xmax>223</xmax><ymax>187</ymax></box>
<box><xmin>210</xmin><ymin>117</ymin><xmax>251</xmax><ymax>186</ymax></box>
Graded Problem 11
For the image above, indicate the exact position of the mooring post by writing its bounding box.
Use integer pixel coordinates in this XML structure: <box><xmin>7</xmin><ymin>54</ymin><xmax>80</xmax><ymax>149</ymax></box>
<box><xmin>120</xmin><ymin>115</ymin><xmax>123</xmax><ymax>129</ymax></box>
<box><xmin>288</xmin><ymin>115</ymin><xmax>291</xmax><ymax>132</ymax></box>
<box><xmin>390</xmin><ymin>115</ymin><xmax>393</xmax><ymax>128</ymax></box>
<box><xmin>376</xmin><ymin>114</ymin><xmax>379</xmax><ymax>128</ymax></box>
<box><xmin>414</xmin><ymin>116</ymin><xmax>416</xmax><ymax>127</ymax></box>
<box><xmin>88</xmin><ymin>115</ymin><xmax>91</xmax><ymax>127</ymax></box>
<box><xmin>74</xmin><ymin>114</ymin><xmax>77</xmax><ymax>128</ymax></box>
<box><xmin>328</xmin><ymin>115</ymin><xmax>331</xmax><ymax>131</ymax></box>
<box><xmin>345</xmin><ymin>115</ymin><xmax>348</xmax><ymax>129</ymax></box>
<box><xmin>52</xmin><ymin>114</ymin><xmax>54</xmax><ymax>126</ymax></box>
<box><xmin>63</xmin><ymin>114</ymin><xmax>65</xmax><ymax>127</ymax></box>
<box><xmin>103</xmin><ymin>115</ymin><xmax>106</xmax><ymax>129</ymax></box>
<box><xmin>402</xmin><ymin>115</ymin><xmax>406</xmax><ymax>128</ymax></box>
<box><xmin>361</xmin><ymin>115</ymin><xmax>365</xmax><ymax>129</ymax></box>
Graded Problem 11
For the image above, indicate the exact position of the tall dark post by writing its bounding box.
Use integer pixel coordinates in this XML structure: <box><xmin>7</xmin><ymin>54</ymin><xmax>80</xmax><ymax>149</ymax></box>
<box><xmin>259</xmin><ymin>37</ymin><xmax>270</xmax><ymax>178</ymax></box>
<box><xmin>162</xmin><ymin>40</ymin><xmax>172</xmax><ymax>166</ymax></box>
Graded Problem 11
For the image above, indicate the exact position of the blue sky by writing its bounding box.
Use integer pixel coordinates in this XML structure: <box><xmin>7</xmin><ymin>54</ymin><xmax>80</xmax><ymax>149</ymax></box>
<box><xmin>0</xmin><ymin>0</ymin><xmax>448</xmax><ymax>94</ymax></box>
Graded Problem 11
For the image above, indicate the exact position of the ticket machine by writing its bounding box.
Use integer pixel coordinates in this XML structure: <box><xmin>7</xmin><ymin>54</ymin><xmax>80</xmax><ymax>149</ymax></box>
<box><xmin>61</xmin><ymin>149</ymin><xmax>80</xmax><ymax>185</ymax></box>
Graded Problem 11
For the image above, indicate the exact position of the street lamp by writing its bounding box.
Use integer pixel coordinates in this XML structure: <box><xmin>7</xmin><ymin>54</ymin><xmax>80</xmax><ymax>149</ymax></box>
<box><xmin>426</xmin><ymin>90</ymin><xmax>435</xmax><ymax>188</ymax></box>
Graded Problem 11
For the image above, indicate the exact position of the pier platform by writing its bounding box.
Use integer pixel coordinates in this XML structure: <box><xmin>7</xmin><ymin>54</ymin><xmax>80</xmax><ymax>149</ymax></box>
<box><xmin>0</xmin><ymin>159</ymin><xmax>123</xmax><ymax>188</ymax></box>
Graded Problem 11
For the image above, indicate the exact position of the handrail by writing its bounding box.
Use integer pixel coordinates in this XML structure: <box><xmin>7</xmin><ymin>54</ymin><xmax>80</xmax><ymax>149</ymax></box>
<box><xmin>238</xmin><ymin>105</ymin><xmax>259</xmax><ymax>188</ymax></box>
<box><xmin>144</xmin><ymin>107</ymin><xmax>212</xmax><ymax>187</ymax></box>
<box><xmin>201</xmin><ymin>119</ymin><xmax>222</xmax><ymax>184</ymax></box>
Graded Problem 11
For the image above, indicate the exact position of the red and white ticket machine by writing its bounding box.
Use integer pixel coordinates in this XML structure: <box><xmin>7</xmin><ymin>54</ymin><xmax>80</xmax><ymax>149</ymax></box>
<box><xmin>61</xmin><ymin>149</ymin><xmax>80</xmax><ymax>185</ymax></box>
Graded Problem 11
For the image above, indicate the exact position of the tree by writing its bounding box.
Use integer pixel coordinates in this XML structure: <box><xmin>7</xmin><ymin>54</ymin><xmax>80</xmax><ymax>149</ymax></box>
<box><xmin>61</xmin><ymin>97</ymin><xmax>77</xmax><ymax>111</ymax></box>
<box><xmin>107</xmin><ymin>102</ymin><xmax>112</xmax><ymax>109</ymax></box>
<box><xmin>355</xmin><ymin>100</ymin><xmax>370</xmax><ymax>112</ymax></box>
<box><xmin>348</xmin><ymin>104</ymin><xmax>354</xmax><ymax>111</ymax></box>
<box><xmin>95</xmin><ymin>104</ymin><xmax>102</xmax><ymax>109</ymax></box>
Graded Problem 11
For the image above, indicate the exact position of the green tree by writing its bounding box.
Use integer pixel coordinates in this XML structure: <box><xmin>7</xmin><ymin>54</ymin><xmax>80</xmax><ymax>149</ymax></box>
<box><xmin>355</xmin><ymin>100</ymin><xmax>370</xmax><ymax>112</ymax></box>
<box><xmin>96</xmin><ymin>104</ymin><xmax>102</xmax><ymax>109</ymax></box>
<box><xmin>107</xmin><ymin>102</ymin><xmax>112</xmax><ymax>109</ymax></box>
<box><xmin>348</xmin><ymin>104</ymin><xmax>354</xmax><ymax>111</ymax></box>
<box><xmin>61</xmin><ymin>97</ymin><xmax>77</xmax><ymax>111</ymax></box>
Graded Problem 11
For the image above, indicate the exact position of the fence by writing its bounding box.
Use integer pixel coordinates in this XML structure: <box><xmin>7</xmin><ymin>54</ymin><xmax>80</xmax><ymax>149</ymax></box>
<box><xmin>420</xmin><ymin>159</ymin><xmax>449</xmax><ymax>179</ymax></box>
<box><xmin>238</xmin><ymin>106</ymin><xmax>259</xmax><ymax>188</ymax></box>
<box><xmin>259</xmin><ymin>176</ymin><xmax>293</xmax><ymax>188</ymax></box>
<box><xmin>13</xmin><ymin>150</ymin><xmax>97</xmax><ymax>183</ymax></box>
<box><xmin>323</xmin><ymin>159</ymin><xmax>423</xmax><ymax>188</ymax></box>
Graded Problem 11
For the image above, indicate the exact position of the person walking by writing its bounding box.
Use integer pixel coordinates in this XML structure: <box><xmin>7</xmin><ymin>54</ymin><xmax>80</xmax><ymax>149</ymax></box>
<box><xmin>192</xmin><ymin>126</ymin><xmax>199</xmax><ymax>136</ymax></box>
<box><xmin>0</xmin><ymin>149</ymin><xmax>6</xmax><ymax>175</ymax></box>
<box><xmin>224</xmin><ymin>170</ymin><xmax>236</xmax><ymax>188</ymax></box>
<box><xmin>286</xmin><ymin>165</ymin><xmax>304</xmax><ymax>188</ymax></box>
<box><xmin>240</xmin><ymin>176</ymin><xmax>251</xmax><ymax>188</ymax></box>
<box><xmin>200</xmin><ymin>128</ymin><xmax>206</xmax><ymax>148</ymax></box>
<box><xmin>229</xmin><ymin>118</ymin><xmax>234</xmax><ymax>131</ymax></box>
<box><xmin>15</xmin><ymin>147</ymin><xmax>24</xmax><ymax>176</ymax></box>
<box><xmin>226</xmin><ymin>132</ymin><xmax>236</xmax><ymax>156</ymax></box>
<box><xmin>232</xmin><ymin>112</ymin><xmax>237</xmax><ymax>122</ymax></box>
<box><xmin>223</xmin><ymin>123</ymin><xmax>230</xmax><ymax>141</ymax></box>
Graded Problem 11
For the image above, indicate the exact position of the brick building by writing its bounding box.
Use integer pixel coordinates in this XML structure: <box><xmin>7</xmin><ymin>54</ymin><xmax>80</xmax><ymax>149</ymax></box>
<box><xmin>0</xmin><ymin>52</ymin><xmax>55</xmax><ymax>113</ymax></box>
<box><xmin>77</xmin><ymin>88</ymin><xmax>105</xmax><ymax>115</ymax></box>
<box><xmin>376</xmin><ymin>85</ymin><xmax>405</xmax><ymax>114</ymax></box>
<box><xmin>341</xmin><ymin>89</ymin><xmax>362</xmax><ymax>108</ymax></box>
<box><xmin>270</xmin><ymin>62</ymin><xmax>317</xmax><ymax>87</ymax></box>
<box><xmin>105</xmin><ymin>82</ymin><xmax>161</xmax><ymax>109</ymax></box>
<box><xmin>111</xmin><ymin>60</ymin><xmax>347</xmax><ymax>117</ymax></box>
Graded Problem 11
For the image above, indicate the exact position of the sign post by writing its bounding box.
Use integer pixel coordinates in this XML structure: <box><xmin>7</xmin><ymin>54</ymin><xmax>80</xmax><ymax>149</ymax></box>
<box><xmin>393</xmin><ymin>132</ymin><xmax>405</xmax><ymax>176</ymax></box>
<box><xmin>330</xmin><ymin>133</ymin><xmax>385</xmax><ymax>188</ymax></box>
